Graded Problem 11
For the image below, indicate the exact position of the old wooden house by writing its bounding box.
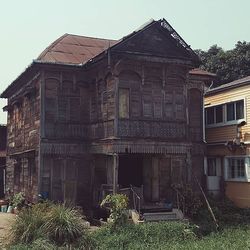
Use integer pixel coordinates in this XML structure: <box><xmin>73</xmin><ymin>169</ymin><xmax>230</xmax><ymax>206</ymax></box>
<box><xmin>1</xmin><ymin>19</ymin><xmax>211</xmax><ymax>211</ymax></box>
<box><xmin>0</xmin><ymin>125</ymin><xmax>7</xmax><ymax>198</ymax></box>
<box><xmin>205</xmin><ymin>76</ymin><xmax>250</xmax><ymax>208</ymax></box>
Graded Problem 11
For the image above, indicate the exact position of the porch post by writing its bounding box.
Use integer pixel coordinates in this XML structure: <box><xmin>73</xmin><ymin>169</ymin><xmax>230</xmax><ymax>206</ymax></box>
<box><xmin>113</xmin><ymin>154</ymin><xmax>119</xmax><ymax>194</ymax></box>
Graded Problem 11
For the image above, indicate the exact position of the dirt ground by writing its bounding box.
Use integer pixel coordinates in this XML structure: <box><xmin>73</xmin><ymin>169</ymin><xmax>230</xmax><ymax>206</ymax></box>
<box><xmin>0</xmin><ymin>212</ymin><xmax>16</xmax><ymax>248</ymax></box>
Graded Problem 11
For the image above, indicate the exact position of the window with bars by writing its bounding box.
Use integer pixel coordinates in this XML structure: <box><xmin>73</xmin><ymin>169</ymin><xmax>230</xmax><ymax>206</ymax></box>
<box><xmin>226</xmin><ymin>157</ymin><xmax>246</xmax><ymax>180</ymax></box>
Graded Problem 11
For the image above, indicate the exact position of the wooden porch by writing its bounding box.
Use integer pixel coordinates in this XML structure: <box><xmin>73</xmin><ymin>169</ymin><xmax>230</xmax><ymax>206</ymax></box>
<box><xmin>94</xmin><ymin>153</ymin><xmax>188</xmax><ymax>221</ymax></box>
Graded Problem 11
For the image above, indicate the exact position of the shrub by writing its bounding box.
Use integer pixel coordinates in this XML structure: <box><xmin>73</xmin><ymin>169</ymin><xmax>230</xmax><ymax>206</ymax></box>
<box><xmin>196</xmin><ymin>197</ymin><xmax>250</xmax><ymax>226</ymax></box>
<box><xmin>173</xmin><ymin>184</ymin><xmax>203</xmax><ymax>218</ymax></box>
<box><xmin>11</xmin><ymin>192</ymin><xmax>25</xmax><ymax>208</ymax></box>
<box><xmin>100</xmin><ymin>193</ymin><xmax>129</xmax><ymax>228</ymax></box>
<box><xmin>9</xmin><ymin>202</ymin><xmax>93</xmax><ymax>248</ymax></box>
<box><xmin>42</xmin><ymin>204</ymin><xmax>87</xmax><ymax>245</ymax></box>
<box><xmin>10</xmin><ymin>202</ymin><xmax>50</xmax><ymax>244</ymax></box>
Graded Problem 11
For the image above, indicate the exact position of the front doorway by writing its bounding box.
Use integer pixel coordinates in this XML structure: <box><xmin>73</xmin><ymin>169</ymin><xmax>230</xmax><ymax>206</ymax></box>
<box><xmin>117</xmin><ymin>154</ymin><xmax>186</xmax><ymax>204</ymax></box>
<box><xmin>118</xmin><ymin>154</ymin><xmax>143</xmax><ymax>188</ymax></box>
<box><xmin>206</xmin><ymin>157</ymin><xmax>222</xmax><ymax>196</ymax></box>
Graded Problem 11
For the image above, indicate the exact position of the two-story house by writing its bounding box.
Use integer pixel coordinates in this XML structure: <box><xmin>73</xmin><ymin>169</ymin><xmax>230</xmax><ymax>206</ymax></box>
<box><xmin>0</xmin><ymin>125</ymin><xmax>7</xmax><ymax>198</ymax></box>
<box><xmin>1</xmin><ymin>19</ymin><xmax>211</xmax><ymax>211</ymax></box>
<box><xmin>205</xmin><ymin>76</ymin><xmax>250</xmax><ymax>207</ymax></box>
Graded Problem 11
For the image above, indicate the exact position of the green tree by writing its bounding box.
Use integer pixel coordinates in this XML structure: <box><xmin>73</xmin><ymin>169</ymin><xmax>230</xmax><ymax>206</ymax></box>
<box><xmin>195</xmin><ymin>41</ymin><xmax>250</xmax><ymax>85</ymax></box>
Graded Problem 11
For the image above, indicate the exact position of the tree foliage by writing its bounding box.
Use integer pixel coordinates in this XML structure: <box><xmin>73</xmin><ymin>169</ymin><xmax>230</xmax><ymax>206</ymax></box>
<box><xmin>195</xmin><ymin>41</ymin><xmax>250</xmax><ymax>85</ymax></box>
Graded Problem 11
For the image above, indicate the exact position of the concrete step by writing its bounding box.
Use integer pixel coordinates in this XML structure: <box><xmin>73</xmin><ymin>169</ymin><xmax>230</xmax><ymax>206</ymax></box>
<box><xmin>143</xmin><ymin>209</ymin><xmax>184</xmax><ymax>222</ymax></box>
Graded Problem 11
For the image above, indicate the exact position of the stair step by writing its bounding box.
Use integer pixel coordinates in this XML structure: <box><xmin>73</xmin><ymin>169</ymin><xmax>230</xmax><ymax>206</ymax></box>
<box><xmin>143</xmin><ymin>209</ymin><xmax>184</xmax><ymax>222</ymax></box>
<box><xmin>143</xmin><ymin>212</ymin><xmax>177</xmax><ymax>222</ymax></box>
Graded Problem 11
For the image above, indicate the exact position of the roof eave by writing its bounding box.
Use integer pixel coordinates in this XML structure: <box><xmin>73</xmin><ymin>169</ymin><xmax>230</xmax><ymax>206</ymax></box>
<box><xmin>205</xmin><ymin>80</ymin><xmax>250</xmax><ymax>96</ymax></box>
<box><xmin>0</xmin><ymin>62</ymin><xmax>38</xmax><ymax>98</ymax></box>
<box><xmin>0</xmin><ymin>60</ymin><xmax>84</xmax><ymax>99</ymax></box>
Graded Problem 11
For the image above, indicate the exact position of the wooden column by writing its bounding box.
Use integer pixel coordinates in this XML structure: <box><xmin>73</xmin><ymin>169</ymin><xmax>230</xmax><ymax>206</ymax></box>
<box><xmin>113</xmin><ymin>154</ymin><xmax>119</xmax><ymax>194</ymax></box>
<box><xmin>38</xmin><ymin>71</ymin><xmax>45</xmax><ymax>195</ymax></box>
<box><xmin>114</xmin><ymin>76</ymin><xmax>119</xmax><ymax>137</ymax></box>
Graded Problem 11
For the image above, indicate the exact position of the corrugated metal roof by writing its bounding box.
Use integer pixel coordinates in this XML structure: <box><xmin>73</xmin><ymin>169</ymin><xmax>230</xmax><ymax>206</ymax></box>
<box><xmin>37</xmin><ymin>34</ymin><xmax>118</xmax><ymax>64</ymax></box>
<box><xmin>206</xmin><ymin>76</ymin><xmax>250</xmax><ymax>95</ymax></box>
<box><xmin>189</xmin><ymin>68</ymin><xmax>216</xmax><ymax>77</ymax></box>
<box><xmin>1</xmin><ymin>18</ymin><xmax>201</xmax><ymax>98</ymax></box>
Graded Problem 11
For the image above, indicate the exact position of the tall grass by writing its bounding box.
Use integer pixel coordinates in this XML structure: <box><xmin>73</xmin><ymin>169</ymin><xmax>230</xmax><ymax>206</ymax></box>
<box><xmin>42</xmin><ymin>204</ymin><xmax>86</xmax><ymax>245</ymax></box>
<box><xmin>91</xmin><ymin>223</ymin><xmax>250</xmax><ymax>250</ymax></box>
<box><xmin>9</xmin><ymin>202</ymin><xmax>93</xmax><ymax>249</ymax></box>
<box><xmin>92</xmin><ymin>221</ymin><xmax>197</xmax><ymax>249</ymax></box>
<box><xmin>10</xmin><ymin>203</ymin><xmax>51</xmax><ymax>244</ymax></box>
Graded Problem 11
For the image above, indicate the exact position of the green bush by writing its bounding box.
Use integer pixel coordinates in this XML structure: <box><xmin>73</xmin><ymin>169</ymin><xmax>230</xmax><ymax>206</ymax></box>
<box><xmin>10</xmin><ymin>202</ymin><xmax>50</xmax><ymax>244</ymax></box>
<box><xmin>9</xmin><ymin>202</ymin><xmax>93</xmax><ymax>249</ymax></box>
<box><xmin>101</xmin><ymin>193</ymin><xmax>129</xmax><ymax>228</ymax></box>
<box><xmin>172</xmin><ymin>184</ymin><xmax>203</xmax><ymax>217</ymax></box>
<box><xmin>42</xmin><ymin>204</ymin><xmax>87</xmax><ymax>245</ymax></box>
<box><xmin>195</xmin><ymin>197</ymin><xmax>250</xmax><ymax>227</ymax></box>
<box><xmin>11</xmin><ymin>192</ymin><xmax>25</xmax><ymax>208</ymax></box>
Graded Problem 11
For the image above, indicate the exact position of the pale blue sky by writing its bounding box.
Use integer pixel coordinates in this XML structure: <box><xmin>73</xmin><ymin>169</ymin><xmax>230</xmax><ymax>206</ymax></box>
<box><xmin>1</xmin><ymin>0</ymin><xmax>250</xmax><ymax>123</ymax></box>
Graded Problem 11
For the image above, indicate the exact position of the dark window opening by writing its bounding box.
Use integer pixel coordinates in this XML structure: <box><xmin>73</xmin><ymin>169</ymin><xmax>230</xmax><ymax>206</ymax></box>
<box><xmin>206</xmin><ymin>107</ymin><xmax>214</xmax><ymax>124</ymax></box>
<box><xmin>227</xmin><ymin>103</ymin><xmax>235</xmax><ymax>121</ymax></box>
<box><xmin>215</xmin><ymin>106</ymin><xmax>223</xmax><ymax>123</ymax></box>
<box><xmin>207</xmin><ymin>158</ymin><xmax>216</xmax><ymax>176</ymax></box>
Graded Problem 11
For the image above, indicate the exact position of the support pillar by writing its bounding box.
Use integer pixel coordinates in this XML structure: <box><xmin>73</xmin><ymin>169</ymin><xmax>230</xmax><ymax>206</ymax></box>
<box><xmin>113</xmin><ymin>154</ymin><xmax>119</xmax><ymax>194</ymax></box>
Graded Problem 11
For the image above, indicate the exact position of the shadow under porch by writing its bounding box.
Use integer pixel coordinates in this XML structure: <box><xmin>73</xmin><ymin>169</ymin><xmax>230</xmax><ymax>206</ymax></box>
<box><xmin>92</xmin><ymin>153</ymin><xmax>190</xmax><ymax>211</ymax></box>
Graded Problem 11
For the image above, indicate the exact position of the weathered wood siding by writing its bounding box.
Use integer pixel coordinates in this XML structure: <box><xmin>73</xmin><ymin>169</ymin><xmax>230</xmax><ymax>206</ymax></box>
<box><xmin>5</xmin><ymin>77</ymin><xmax>40</xmax><ymax>201</ymax></box>
<box><xmin>7</xmin><ymin>78</ymin><xmax>40</xmax><ymax>154</ymax></box>
<box><xmin>117</xmin><ymin>63</ymin><xmax>190</xmax><ymax>140</ymax></box>
<box><xmin>89</xmin><ymin>73</ymin><xmax>116</xmax><ymax>139</ymax></box>
<box><xmin>42</xmin><ymin>155</ymin><xmax>92</xmax><ymax>208</ymax></box>
<box><xmin>44</xmin><ymin>71</ymin><xmax>89</xmax><ymax>139</ymax></box>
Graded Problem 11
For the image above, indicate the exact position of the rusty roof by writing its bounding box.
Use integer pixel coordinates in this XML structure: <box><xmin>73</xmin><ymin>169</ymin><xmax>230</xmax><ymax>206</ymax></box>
<box><xmin>189</xmin><ymin>68</ymin><xmax>216</xmax><ymax>77</ymax></box>
<box><xmin>1</xmin><ymin>18</ymin><xmax>201</xmax><ymax>98</ymax></box>
<box><xmin>37</xmin><ymin>34</ymin><xmax>118</xmax><ymax>64</ymax></box>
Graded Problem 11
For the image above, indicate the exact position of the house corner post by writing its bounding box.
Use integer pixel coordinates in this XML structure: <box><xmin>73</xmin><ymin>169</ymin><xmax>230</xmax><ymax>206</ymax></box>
<box><xmin>38</xmin><ymin>70</ymin><xmax>45</xmax><ymax>196</ymax></box>
<box><xmin>113</xmin><ymin>154</ymin><xmax>119</xmax><ymax>194</ymax></box>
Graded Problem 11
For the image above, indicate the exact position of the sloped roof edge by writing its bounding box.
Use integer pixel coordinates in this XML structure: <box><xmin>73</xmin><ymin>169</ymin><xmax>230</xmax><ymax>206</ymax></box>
<box><xmin>205</xmin><ymin>76</ymin><xmax>250</xmax><ymax>96</ymax></box>
<box><xmin>84</xmin><ymin>18</ymin><xmax>200</xmax><ymax>66</ymax></box>
<box><xmin>1</xmin><ymin>18</ymin><xmax>200</xmax><ymax>98</ymax></box>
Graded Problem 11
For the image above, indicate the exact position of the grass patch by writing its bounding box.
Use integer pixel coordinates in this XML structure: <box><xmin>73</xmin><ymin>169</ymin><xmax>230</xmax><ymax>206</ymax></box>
<box><xmin>92</xmin><ymin>221</ymin><xmax>197</xmax><ymax>249</ymax></box>
<box><xmin>8</xmin><ymin>197</ymin><xmax>250</xmax><ymax>249</ymax></box>
<box><xmin>91</xmin><ymin>223</ymin><xmax>250</xmax><ymax>250</ymax></box>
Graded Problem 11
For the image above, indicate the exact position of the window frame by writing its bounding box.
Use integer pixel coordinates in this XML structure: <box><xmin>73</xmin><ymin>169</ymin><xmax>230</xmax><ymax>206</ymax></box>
<box><xmin>205</xmin><ymin>99</ymin><xmax>245</xmax><ymax>128</ymax></box>
<box><xmin>224</xmin><ymin>156</ymin><xmax>249</xmax><ymax>182</ymax></box>
<box><xmin>119</xmin><ymin>88</ymin><xmax>130</xmax><ymax>119</ymax></box>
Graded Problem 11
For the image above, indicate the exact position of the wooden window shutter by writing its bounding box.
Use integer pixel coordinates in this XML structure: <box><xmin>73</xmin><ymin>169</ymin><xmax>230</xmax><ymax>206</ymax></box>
<box><xmin>58</xmin><ymin>98</ymin><xmax>68</xmax><ymax>121</ymax></box>
<box><xmin>119</xmin><ymin>88</ymin><xmax>130</xmax><ymax>118</ymax></box>
<box><xmin>69</xmin><ymin>98</ymin><xmax>80</xmax><ymax>122</ymax></box>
